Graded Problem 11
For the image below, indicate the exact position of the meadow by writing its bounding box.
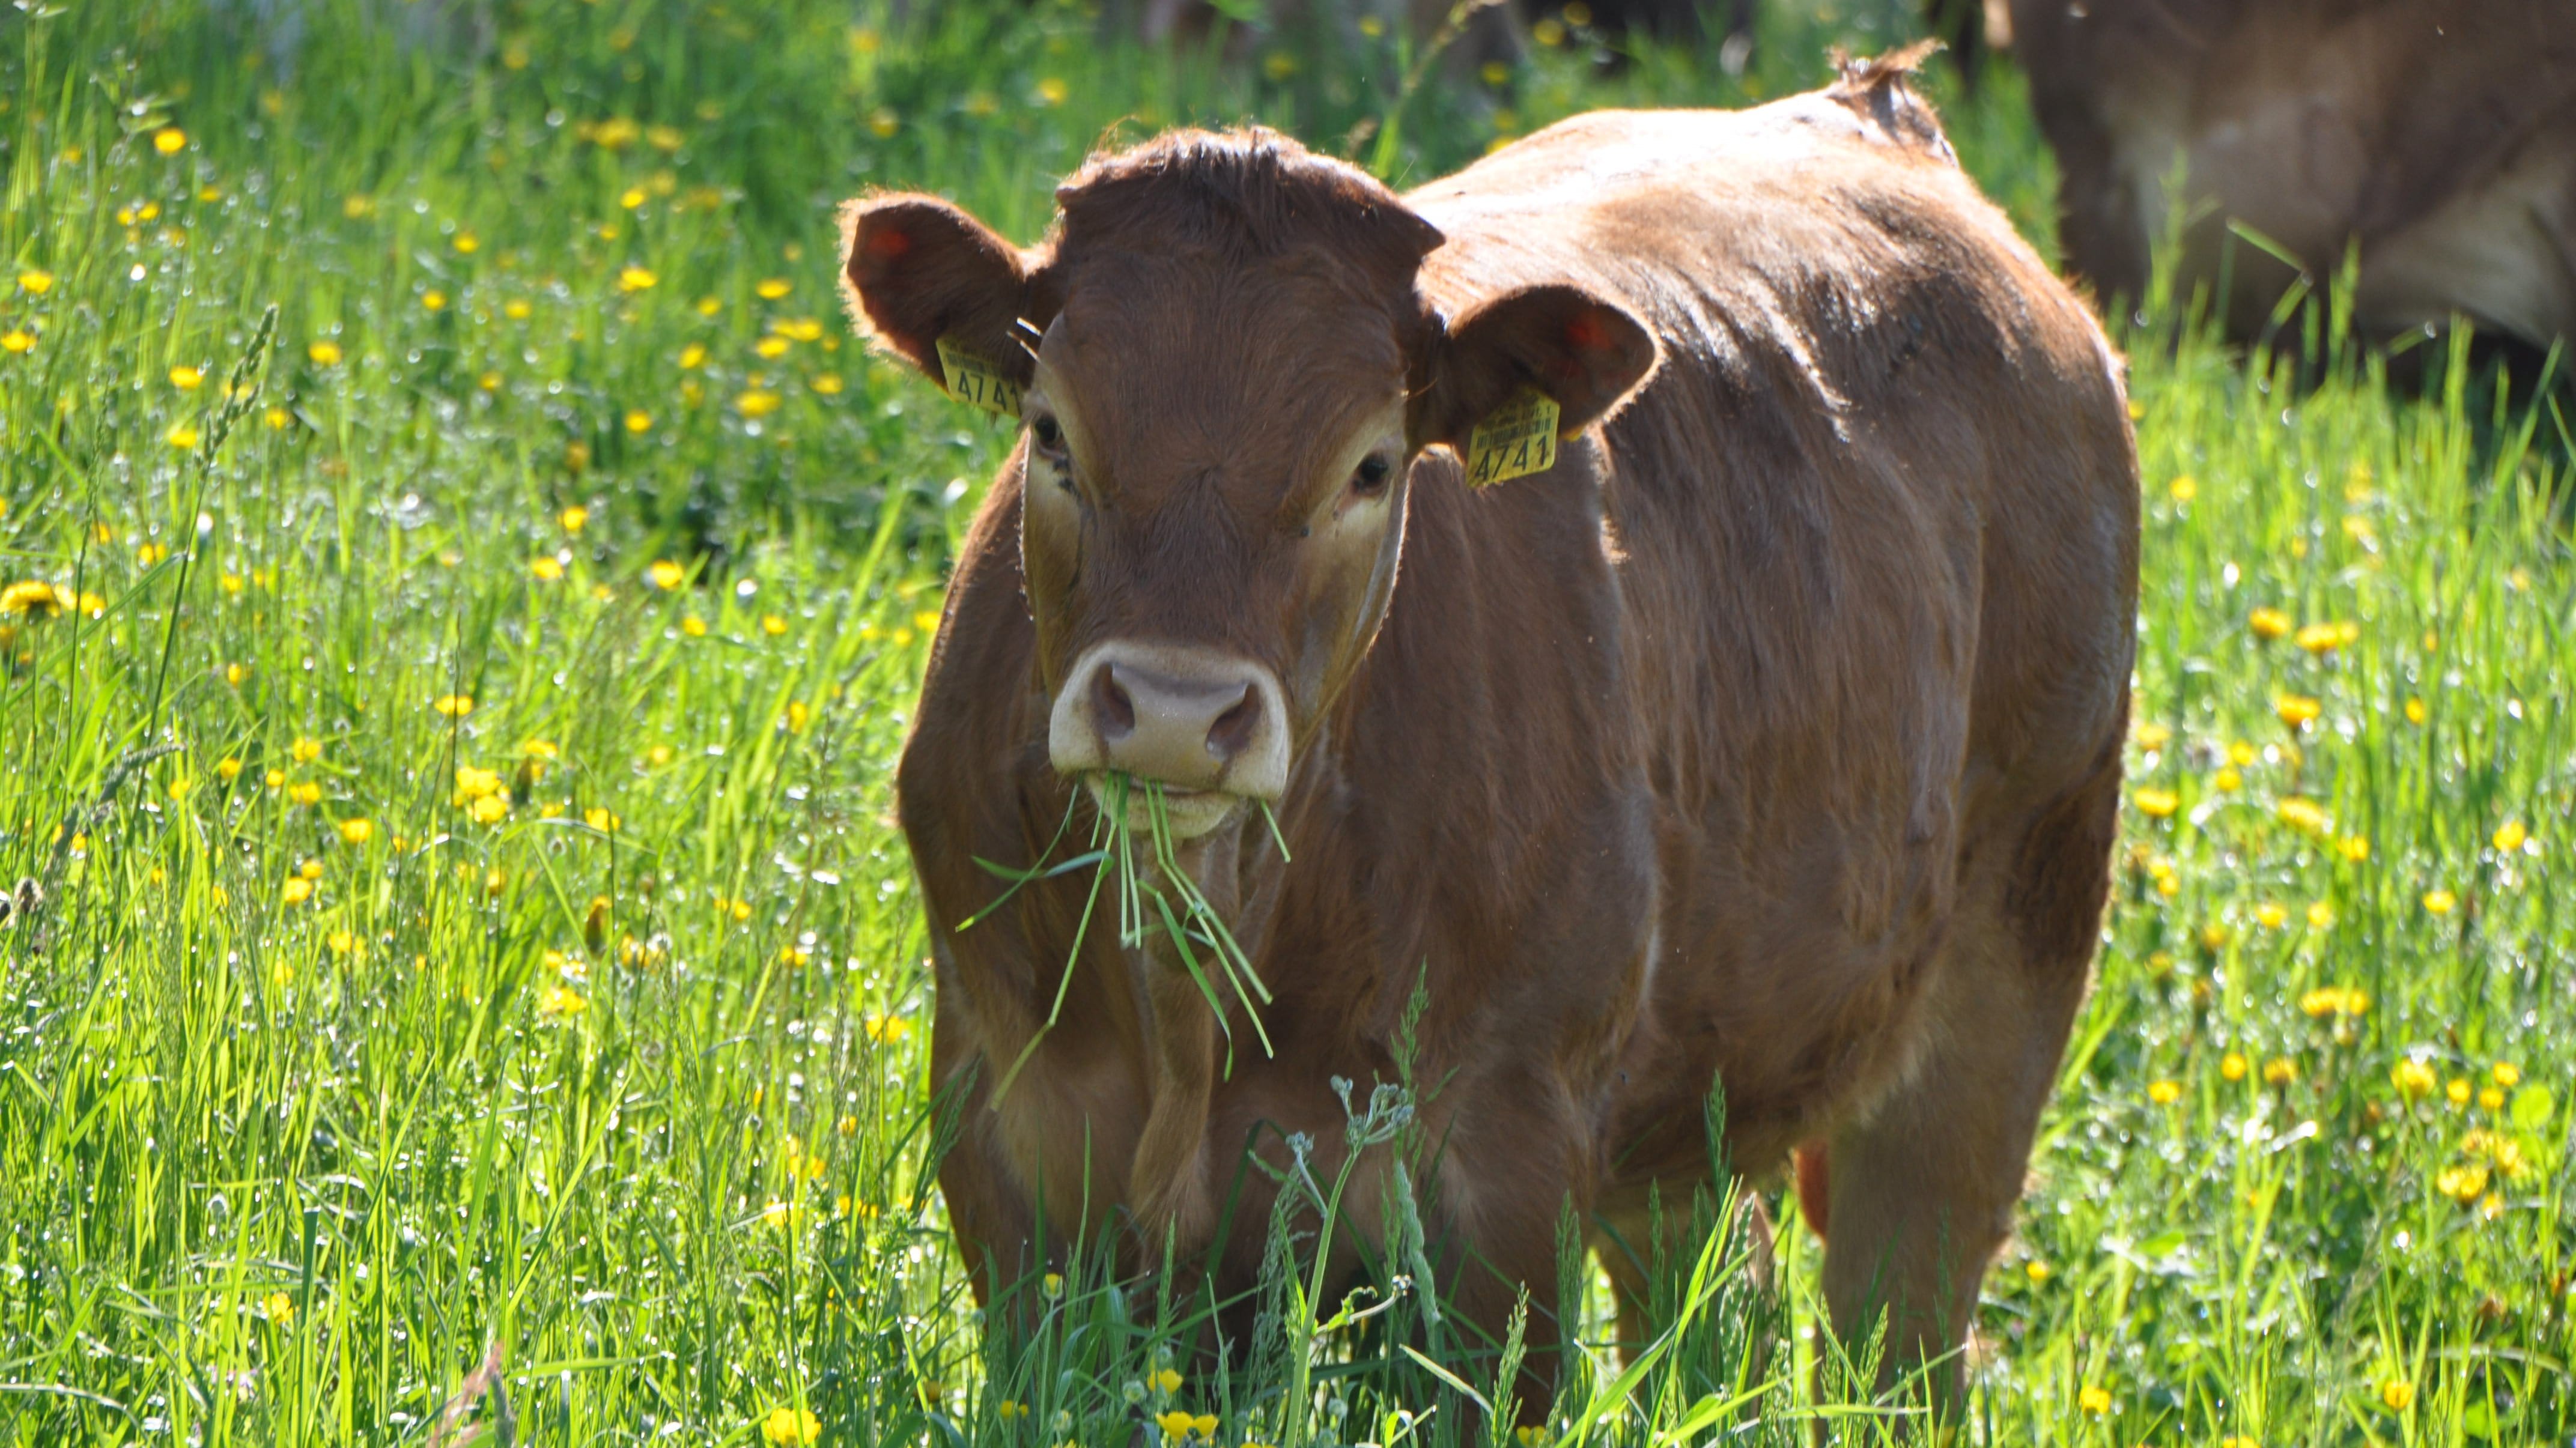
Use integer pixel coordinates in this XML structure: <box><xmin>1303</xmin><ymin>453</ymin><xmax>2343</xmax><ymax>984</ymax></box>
<box><xmin>0</xmin><ymin>1</ymin><xmax>2569</xmax><ymax>1444</ymax></box>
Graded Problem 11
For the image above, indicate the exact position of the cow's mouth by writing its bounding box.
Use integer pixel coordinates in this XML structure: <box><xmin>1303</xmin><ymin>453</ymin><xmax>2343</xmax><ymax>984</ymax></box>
<box><xmin>1081</xmin><ymin>773</ymin><xmax>1245</xmax><ymax>841</ymax></box>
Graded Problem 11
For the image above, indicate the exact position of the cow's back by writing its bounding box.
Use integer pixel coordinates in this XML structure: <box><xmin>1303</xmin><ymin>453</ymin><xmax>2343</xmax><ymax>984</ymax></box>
<box><xmin>1406</xmin><ymin>77</ymin><xmax>2138</xmax><ymax>1169</ymax></box>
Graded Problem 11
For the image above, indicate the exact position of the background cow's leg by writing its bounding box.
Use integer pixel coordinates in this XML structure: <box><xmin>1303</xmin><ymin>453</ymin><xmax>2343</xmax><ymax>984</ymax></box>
<box><xmin>1817</xmin><ymin>753</ymin><xmax>2119</xmax><ymax>1424</ymax></box>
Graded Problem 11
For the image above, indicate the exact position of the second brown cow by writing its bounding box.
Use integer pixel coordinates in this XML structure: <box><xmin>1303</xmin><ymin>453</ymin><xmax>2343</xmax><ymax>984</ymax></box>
<box><xmin>843</xmin><ymin>52</ymin><xmax>2136</xmax><ymax>1419</ymax></box>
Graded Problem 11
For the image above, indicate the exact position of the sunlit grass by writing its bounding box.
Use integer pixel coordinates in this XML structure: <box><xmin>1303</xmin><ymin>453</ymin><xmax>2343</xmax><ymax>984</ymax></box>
<box><xmin>2</xmin><ymin>0</ymin><xmax>2571</xmax><ymax>1444</ymax></box>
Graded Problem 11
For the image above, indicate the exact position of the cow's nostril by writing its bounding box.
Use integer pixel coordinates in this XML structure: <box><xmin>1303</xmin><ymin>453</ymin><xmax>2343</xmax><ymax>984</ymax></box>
<box><xmin>1204</xmin><ymin>688</ymin><xmax>1259</xmax><ymax>762</ymax></box>
<box><xmin>1093</xmin><ymin>664</ymin><xmax>1137</xmax><ymax>739</ymax></box>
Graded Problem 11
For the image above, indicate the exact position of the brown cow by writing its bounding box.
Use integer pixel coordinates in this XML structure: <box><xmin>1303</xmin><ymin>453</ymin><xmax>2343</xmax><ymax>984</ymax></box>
<box><xmin>841</xmin><ymin>50</ymin><xmax>2136</xmax><ymax>1420</ymax></box>
<box><xmin>2013</xmin><ymin>0</ymin><xmax>2576</xmax><ymax>353</ymax></box>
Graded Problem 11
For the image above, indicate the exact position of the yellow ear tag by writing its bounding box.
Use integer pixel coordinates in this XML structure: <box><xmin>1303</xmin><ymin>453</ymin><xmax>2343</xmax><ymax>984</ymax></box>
<box><xmin>1463</xmin><ymin>387</ymin><xmax>1561</xmax><ymax>486</ymax></box>
<box><xmin>935</xmin><ymin>337</ymin><xmax>1024</xmax><ymax>417</ymax></box>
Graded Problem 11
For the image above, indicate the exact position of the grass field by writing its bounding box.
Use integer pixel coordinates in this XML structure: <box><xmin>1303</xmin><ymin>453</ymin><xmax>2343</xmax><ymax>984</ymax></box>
<box><xmin>2</xmin><ymin>1</ymin><xmax>2571</xmax><ymax>1444</ymax></box>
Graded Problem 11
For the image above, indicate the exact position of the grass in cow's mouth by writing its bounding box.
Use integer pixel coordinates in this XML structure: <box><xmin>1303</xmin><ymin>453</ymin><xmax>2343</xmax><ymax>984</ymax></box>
<box><xmin>980</xmin><ymin>773</ymin><xmax>1277</xmax><ymax>1098</ymax></box>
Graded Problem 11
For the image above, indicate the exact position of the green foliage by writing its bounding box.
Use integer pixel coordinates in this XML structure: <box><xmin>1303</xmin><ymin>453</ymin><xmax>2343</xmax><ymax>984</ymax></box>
<box><xmin>1</xmin><ymin>1</ymin><xmax>2570</xmax><ymax>1445</ymax></box>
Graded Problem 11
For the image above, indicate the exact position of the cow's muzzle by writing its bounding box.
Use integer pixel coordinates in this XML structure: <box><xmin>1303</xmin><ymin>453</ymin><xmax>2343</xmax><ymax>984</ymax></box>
<box><xmin>1048</xmin><ymin>640</ymin><xmax>1289</xmax><ymax>837</ymax></box>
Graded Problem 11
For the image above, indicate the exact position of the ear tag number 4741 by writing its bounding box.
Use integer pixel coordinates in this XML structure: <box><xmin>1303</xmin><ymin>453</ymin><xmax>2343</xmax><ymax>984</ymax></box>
<box><xmin>1465</xmin><ymin>387</ymin><xmax>1561</xmax><ymax>486</ymax></box>
<box><xmin>937</xmin><ymin>337</ymin><xmax>1023</xmax><ymax>417</ymax></box>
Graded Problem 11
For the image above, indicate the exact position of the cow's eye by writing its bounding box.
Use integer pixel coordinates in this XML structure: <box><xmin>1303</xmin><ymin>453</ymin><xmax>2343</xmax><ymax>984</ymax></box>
<box><xmin>1352</xmin><ymin>454</ymin><xmax>1393</xmax><ymax>495</ymax></box>
<box><xmin>1030</xmin><ymin>413</ymin><xmax>1065</xmax><ymax>456</ymax></box>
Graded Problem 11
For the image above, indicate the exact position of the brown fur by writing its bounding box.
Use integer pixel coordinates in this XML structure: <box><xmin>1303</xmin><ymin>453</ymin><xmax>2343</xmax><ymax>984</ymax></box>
<box><xmin>843</xmin><ymin>56</ymin><xmax>2136</xmax><ymax>1423</ymax></box>
<box><xmin>2014</xmin><ymin>0</ymin><xmax>2576</xmax><ymax>351</ymax></box>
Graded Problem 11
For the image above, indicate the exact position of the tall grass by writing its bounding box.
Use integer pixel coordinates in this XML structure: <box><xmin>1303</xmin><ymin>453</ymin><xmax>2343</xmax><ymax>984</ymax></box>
<box><xmin>1</xmin><ymin>1</ymin><xmax>2571</xmax><ymax>1444</ymax></box>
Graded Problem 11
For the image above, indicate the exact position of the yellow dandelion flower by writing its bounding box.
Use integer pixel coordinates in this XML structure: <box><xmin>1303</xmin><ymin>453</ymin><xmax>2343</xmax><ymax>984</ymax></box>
<box><xmin>2277</xmin><ymin>793</ymin><xmax>2339</xmax><ymax>829</ymax></box>
<box><xmin>308</xmin><ymin>339</ymin><xmax>342</xmax><ymax>366</ymax></box>
<box><xmin>2492</xmin><ymin>1061</ymin><xmax>2521</xmax><ymax>1088</ymax></box>
<box><xmin>433</xmin><ymin>694</ymin><xmax>475</xmax><ymax>718</ymax></box>
<box><xmin>422</xmin><ymin>289</ymin><xmax>447</xmax><ymax>311</ymax></box>
<box><xmin>2404</xmin><ymin>696</ymin><xmax>2427</xmax><ymax>723</ymax></box>
<box><xmin>618</xmin><ymin>266</ymin><xmax>658</xmax><ymax>292</ymax></box>
<box><xmin>2294</xmin><ymin>621</ymin><xmax>2347</xmax><ymax>653</ymax></box>
<box><xmin>624</xmin><ymin>409</ymin><xmax>652</xmax><ymax>434</ymax></box>
<box><xmin>584</xmin><ymin>807</ymin><xmax>620</xmax><ymax>832</ymax></box>
<box><xmin>1035</xmin><ymin>77</ymin><xmax>1069</xmax><ymax>106</ymax></box>
<box><xmin>2379</xmin><ymin>1379</ymin><xmax>2414</xmax><ymax>1411</ymax></box>
<box><xmin>1043</xmin><ymin>1271</ymin><xmax>1064</xmax><ymax>1298</ymax></box>
<box><xmin>216</xmin><ymin>756</ymin><xmax>243</xmax><ymax>781</ymax></box>
<box><xmin>153</xmin><ymin>127</ymin><xmax>188</xmax><ymax>154</ymax></box>
<box><xmin>281</xmin><ymin>877</ymin><xmax>314</xmax><ymax>906</ymax></box>
<box><xmin>2023</xmin><ymin>1260</ymin><xmax>2051</xmax><ymax>1285</ymax></box>
<box><xmin>2249</xmin><ymin>607</ymin><xmax>2291</xmax><ymax>640</ymax></box>
<box><xmin>469</xmin><ymin>793</ymin><xmax>509</xmax><ymax>825</ymax></box>
<box><xmin>678</xmin><ymin>343</ymin><xmax>708</xmax><ymax>370</ymax></box>
<box><xmin>648</xmin><ymin>559</ymin><xmax>685</xmax><ymax>590</ymax></box>
<box><xmin>2423</xmin><ymin>888</ymin><xmax>2457</xmax><ymax>915</ymax></box>
<box><xmin>2305</xmin><ymin>901</ymin><xmax>2336</xmax><ymax>930</ymax></box>
<box><xmin>755</xmin><ymin>336</ymin><xmax>791</xmax><ymax>360</ymax></box>
<box><xmin>338</xmin><ymin>817</ymin><xmax>373</xmax><ymax>844</ymax></box>
<box><xmin>538</xmin><ymin>984</ymin><xmax>588</xmax><ymax>1017</ymax></box>
<box><xmin>1</xmin><ymin>329</ymin><xmax>32</xmax><ymax>354</ymax></box>
<box><xmin>1155</xmin><ymin>1410</ymin><xmax>1197</xmax><ymax>1441</ymax></box>
<box><xmin>168</xmin><ymin>422</ymin><xmax>202</xmax><ymax>450</ymax></box>
<box><xmin>755</xmin><ymin>277</ymin><xmax>792</xmax><ymax>300</ymax></box>
<box><xmin>620</xmin><ymin>187</ymin><xmax>647</xmax><ymax>210</ymax></box>
<box><xmin>326</xmin><ymin>930</ymin><xmax>359</xmax><ymax>957</ymax></box>
<box><xmin>0</xmin><ymin>580</ymin><xmax>67</xmax><ymax>616</ymax></box>
<box><xmin>263</xmin><ymin>1291</ymin><xmax>294</xmax><ymax>1322</ymax></box>
<box><xmin>2435</xmin><ymin>1163</ymin><xmax>2488</xmax><ymax>1202</ymax></box>
<box><xmin>2078</xmin><ymin>1384</ymin><xmax>2112</xmax><ymax>1416</ymax></box>
<box><xmin>2338</xmin><ymin>835</ymin><xmax>2370</xmax><ymax>862</ymax></box>
<box><xmin>866</xmin><ymin>108</ymin><xmax>899</xmax><ymax>138</ymax></box>
<box><xmin>454</xmin><ymin>232</ymin><xmax>479</xmax><ymax>254</ymax></box>
<box><xmin>2274</xmin><ymin>694</ymin><xmax>2321</xmax><ymax>727</ymax></box>
<box><xmin>681</xmin><ymin>614</ymin><xmax>708</xmax><ymax>637</ymax></box>
<box><xmin>2146</xmin><ymin>1079</ymin><xmax>2181</xmax><ymax>1105</ymax></box>
<box><xmin>761</xmin><ymin>613</ymin><xmax>788</xmax><ymax>636</ymax></box>
<box><xmin>170</xmin><ymin>364</ymin><xmax>204</xmax><ymax>390</ymax></box>
<box><xmin>17</xmin><ymin>269</ymin><xmax>53</xmax><ymax>295</ymax></box>
<box><xmin>2221</xmin><ymin>1051</ymin><xmax>2249</xmax><ymax>1082</ymax></box>
<box><xmin>2479</xmin><ymin>1085</ymin><xmax>2504</xmax><ymax>1111</ymax></box>
<box><xmin>811</xmin><ymin>372</ymin><xmax>843</xmax><ymax>395</ymax></box>
<box><xmin>287</xmin><ymin>781</ymin><xmax>322</xmax><ymax>806</ymax></box>
<box><xmin>2133</xmin><ymin>787</ymin><xmax>2179</xmax><ymax>819</ymax></box>
<box><xmin>2262</xmin><ymin>1056</ymin><xmax>2297</xmax><ymax>1086</ymax></box>
<box><xmin>738</xmin><ymin>388</ymin><xmax>782</xmax><ymax>417</ymax></box>
<box><xmin>2446</xmin><ymin>1077</ymin><xmax>2471</xmax><ymax>1107</ymax></box>
<box><xmin>531</xmin><ymin>557</ymin><xmax>564</xmax><ymax>581</ymax></box>
<box><xmin>864</xmin><ymin>1014</ymin><xmax>911</xmax><ymax>1043</ymax></box>
<box><xmin>2492</xmin><ymin>820</ymin><xmax>2528</xmax><ymax>852</ymax></box>
<box><xmin>560</xmin><ymin>504</ymin><xmax>590</xmax><ymax>532</ymax></box>
<box><xmin>2392</xmin><ymin>1059</ymin><xmax>2436</xmax><ymax>1098</ymax></box>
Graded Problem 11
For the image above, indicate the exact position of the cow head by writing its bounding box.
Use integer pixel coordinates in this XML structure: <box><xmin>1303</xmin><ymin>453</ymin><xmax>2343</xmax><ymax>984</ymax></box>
<box><xmin>841</xmin><ymin>129</ymin><xmax>1654</xmax><ymax>838</ymax></box>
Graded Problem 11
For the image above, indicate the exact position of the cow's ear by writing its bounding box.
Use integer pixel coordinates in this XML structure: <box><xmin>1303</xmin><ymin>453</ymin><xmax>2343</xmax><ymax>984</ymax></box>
<box><xmin>1411</xmin><ymin>284</ymin><xmax>1657</xmax><ymax>458</ymax></box>
<box><xmin>839</xmin><ymin>193</ymin><xmax>1050</xmax><ymax>387</ymax></box>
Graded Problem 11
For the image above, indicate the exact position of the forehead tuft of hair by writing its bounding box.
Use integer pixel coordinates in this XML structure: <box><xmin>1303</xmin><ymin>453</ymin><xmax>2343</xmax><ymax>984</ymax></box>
<box><xmin>1053</xmin><ymin>127</ymin><xmax>1444</xmax><ymax>278</ymax></box>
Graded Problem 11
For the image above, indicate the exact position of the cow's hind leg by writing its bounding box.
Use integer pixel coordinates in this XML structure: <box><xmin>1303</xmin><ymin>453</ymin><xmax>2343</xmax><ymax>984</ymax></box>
<box><xmin>1815</xmin><ymin>750</ymin><xmax>2119</xmax><ymax>1426</ymax></box>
